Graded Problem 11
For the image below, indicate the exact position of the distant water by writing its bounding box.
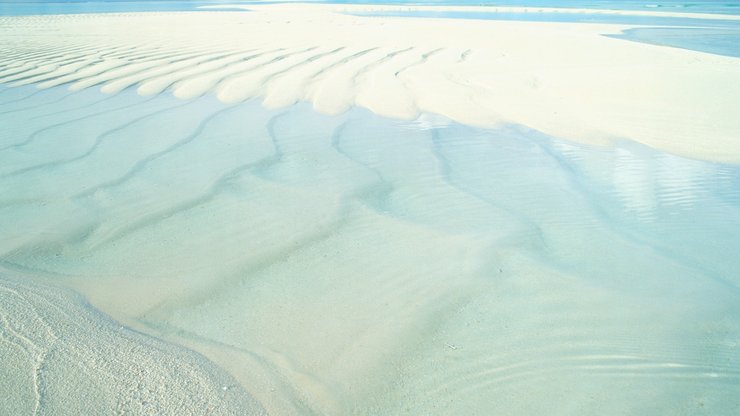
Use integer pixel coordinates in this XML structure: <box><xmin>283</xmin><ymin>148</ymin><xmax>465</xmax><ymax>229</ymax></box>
<box><xmin>1</xmin><ymin>84</ymin><xmax>739</xmax><ymax>414</ymax></box>
<box><xmin>2</xmin><ymin>0</ymin><xmax>740</xmax><ymax>16</ymax></box>
<box><xmin>335</xmin><ymin>0</ymin><xmax>740</xmax><ymax>15</ymax></box>
<box><xmin>610</xmin><ymin>27</ymin><xmax>740</xmax><ymax>57</ymax></box>
<box><xmin>352</xmin><ymin>9</ymin><xmax>740</xmax><ymax>57</ymax></box>
<box><xmin>0</xmin><ymin>1</ymin><xmax>228</xmax><ymax>15</ymax></box>
<box><xmin>4</xmin><ymin>1</ymin><xmax>738</xmax><ymax>58</ymax></box>
<box><xmin>352</xmin><ymin>10</ymin><xmax>740</xmax><ymax>27</ymax></box>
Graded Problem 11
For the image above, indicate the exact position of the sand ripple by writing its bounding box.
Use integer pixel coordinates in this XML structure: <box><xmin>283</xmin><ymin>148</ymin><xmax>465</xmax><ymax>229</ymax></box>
<box><xmin>1</xmin><ymin>85</ymin><xmax>739</xmax><ymax>414</ymax></box>
<box><xmin>1</xmin><ymin>5</ymin><xmax>739</xmax><ymax>162</ymax></box>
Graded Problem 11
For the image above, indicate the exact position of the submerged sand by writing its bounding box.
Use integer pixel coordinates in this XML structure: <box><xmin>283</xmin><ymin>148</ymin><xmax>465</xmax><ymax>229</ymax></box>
<box><xmin>1</xmin><ymin>84</ymin><xmax>739</xmax><ymax>414</ymax></box>
<box><xmin>0</xmin><ymin>4</ymin><xmax>739</xmax><ymax>162</ymax></box>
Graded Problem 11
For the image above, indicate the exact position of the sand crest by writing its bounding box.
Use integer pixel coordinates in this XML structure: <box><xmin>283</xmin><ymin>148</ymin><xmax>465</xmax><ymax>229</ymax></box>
<box><xmin>0</xmin><ymin>4</ymin><xmax>738</xmax><ymax>162</ymax></box>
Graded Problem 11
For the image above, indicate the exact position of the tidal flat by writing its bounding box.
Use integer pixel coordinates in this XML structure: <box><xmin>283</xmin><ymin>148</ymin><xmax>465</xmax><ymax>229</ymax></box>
<box><xmin>1</xmin><ymin>3</ymin><xmax>739</xmax><ymax>415</ymax></box>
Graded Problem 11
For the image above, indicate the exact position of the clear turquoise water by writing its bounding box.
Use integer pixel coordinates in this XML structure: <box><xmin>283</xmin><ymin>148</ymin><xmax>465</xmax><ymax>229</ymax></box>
<box><xmin>610</xmin><ymin>26</ymin><xmax>740</xmax><ymax>57</ymax></box>
<box><xmin>1</xmin><ymin>2</ymin><xmax>740</xmax><ymax>413</ymax></box>
<box><xmin>1</xmin><ymin>83</ymin><xmax>739</xmax><ymax>413</ymax></box>
<box><xmin>351</xmin><ymin>10</ymin><xmax>740</xmax><ymax>27</ymax></box>
<box><xmin>349</xmin><ymin>9</ymin><xmax>740</xmax><ymax>57</ymax></box>
<box><xmin>2</xmin><ymin>0</ymin><xmax>740</xmax><ymax>16</ymax></box>
<box><xmin>0</xmin><ymin>1</ymin><xmax>248</xmax><ymax>15</ymax></box>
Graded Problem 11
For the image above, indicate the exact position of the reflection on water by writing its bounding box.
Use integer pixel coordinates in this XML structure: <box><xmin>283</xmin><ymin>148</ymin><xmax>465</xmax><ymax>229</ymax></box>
<box><xmin>1</xmin><ymin>85</ymin><xmax>739</xmax><ymax>415</ymax></box>
<box><xmin>552</xmin><ymin>141</ymin><xmax>727</xmax><ymax>220</ymax></box>
<box><xmin>548</xmin><ymin>137</ymin><xmax>740</xmax><ymax>279</ymax></box>
<box><xmin>352</xmin><ymin>10</ymin><xmax>740</xmax><ymax>28</ymax></box>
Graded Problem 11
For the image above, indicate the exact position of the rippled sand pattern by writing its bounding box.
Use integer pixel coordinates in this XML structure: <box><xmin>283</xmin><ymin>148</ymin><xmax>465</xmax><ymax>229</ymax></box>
<box><xmin>1</xmin><ymin>84</ymin><xmax>739</xmax><ymax>414</ymax></box>
<box><xmin>1</xmin><ymin>6</ymin><xmax>739</xmax><ymax>162</ymax></box>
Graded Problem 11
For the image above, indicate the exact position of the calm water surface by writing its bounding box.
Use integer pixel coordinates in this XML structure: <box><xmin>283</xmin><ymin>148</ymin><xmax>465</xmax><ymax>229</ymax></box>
<box><xmin>351</xmin><ymin>9</ymin><xmax>740</xmax><ymax>57</ymax></box>
<box><xmin>1</xmin><ymin>1</ymin><xmax>739</xmax><ymax>413</ymax></box>
<box><xmin>0</xmin><ymin>84</ymin><xmax>739</xmax><ymax>413</ymax></box>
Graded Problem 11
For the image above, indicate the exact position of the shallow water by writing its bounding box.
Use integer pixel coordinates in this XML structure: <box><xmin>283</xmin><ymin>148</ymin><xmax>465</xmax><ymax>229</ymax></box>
<box><xmin>610</xmin><ymin>26</ymin><xmax>740</xmax><ymax>57</ymax></box>
<box><xmin>5</xmin><ymin>1</ymin><xmax>738</xmax><ymax>59</ymax></box>
<box><xmin>352</xmin><ymin>10</ymin><xmax>740</xmax><ymax>57</ymax></box>
<box><xmin>352</xmin><ymin>10</ymin><xmax>740</xmax><ymax>27</ymax></box>
<box><xmin>3</xmin><ymin>0</ymin><xmax>740</xmax><ymax>16</ymax></box>
<box><xmin>342</xmin><ymin>0</ymin><xmax>740</xmax><ymax>15</ymax></box>
<box><xmin>1</xmin><ymin>84</ymin><xmax>739</xmax><ymax>414</ymax></box>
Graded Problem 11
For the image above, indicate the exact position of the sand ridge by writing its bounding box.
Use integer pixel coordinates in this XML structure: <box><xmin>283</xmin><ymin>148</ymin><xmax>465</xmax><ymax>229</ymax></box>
<box><xmin>0</xmin><ymin>4</ymin><xmax>738</xmax><ymax>162</ymax></box>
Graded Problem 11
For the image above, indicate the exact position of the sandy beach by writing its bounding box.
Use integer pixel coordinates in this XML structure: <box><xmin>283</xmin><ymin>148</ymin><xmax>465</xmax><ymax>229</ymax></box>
<box><xmin>1</xmin><ymin>3</ymin><xmax>739</xmax><ymax>415</ymax></box>
<box><xmin>1</xmin><ymin>4</ymin><xmax>739</xmax><ymax>162</ymax></box>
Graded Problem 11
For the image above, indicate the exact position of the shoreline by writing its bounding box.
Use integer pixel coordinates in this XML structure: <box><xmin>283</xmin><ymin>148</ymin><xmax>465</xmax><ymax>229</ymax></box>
<box><xmin>201</xmin><ymin>3</ymin><xmax>740</xmax><ymax>21</ymax></box>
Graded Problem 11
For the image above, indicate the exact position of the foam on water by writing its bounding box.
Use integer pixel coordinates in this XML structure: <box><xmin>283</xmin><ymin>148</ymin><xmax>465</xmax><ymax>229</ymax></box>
<box><xmin>1</xmin><ymin>84</ymin><xmax>739</xmax><ymax>414</ymax></box>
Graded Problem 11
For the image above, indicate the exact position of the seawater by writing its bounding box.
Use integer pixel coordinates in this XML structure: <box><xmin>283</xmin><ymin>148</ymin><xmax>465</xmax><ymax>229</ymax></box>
<box><xmin>2</xmin><ymin>0</ymin><xmax>740</xmax><ymax>16</ymax></box>
<box><xmin>351</xmin><ymin>10</ymin><xmax>740</xmax><ymax>58</ymax></box>
<box><xmin>1</xmin><ymin>84</ymin><xmax>739</xmax><ymax>414</ymax></box>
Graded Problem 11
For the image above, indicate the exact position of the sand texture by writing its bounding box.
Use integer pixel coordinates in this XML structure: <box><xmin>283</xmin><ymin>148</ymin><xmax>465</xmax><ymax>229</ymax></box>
<box><xmin>0</xmin><ymin>4</ymin><xmax>738</xmax><ymax>162</ymax></box>
<box><xmin>1</xmin><ymin>4</ymin><xmax>740</xmax><ymax>415</ymax></box>
<box><xmin>1</xmin><ymin>84</ymin><xmax>739</xmax><ymax>414</ymax></box>
<box><xmin>0</xmin><ymin>270</ymin><xmax>266</xmax><ymax>415</ymax></box>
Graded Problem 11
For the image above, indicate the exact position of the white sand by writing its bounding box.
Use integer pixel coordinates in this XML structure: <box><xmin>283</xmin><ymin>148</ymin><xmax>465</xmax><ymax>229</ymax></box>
<box><xmin>0</xmin><ymin>270</ymin><xmax>266</xmax><ymax>415</ymax></box>
<box><xmin>0</xmin><ymin>4</ymin><xmax>738</xmax><ymax>162</ymax></box>
<box><xmin>201</xmin><ymin>3</ymin><xmax>740</xmax><ymax>21</ymax></box>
